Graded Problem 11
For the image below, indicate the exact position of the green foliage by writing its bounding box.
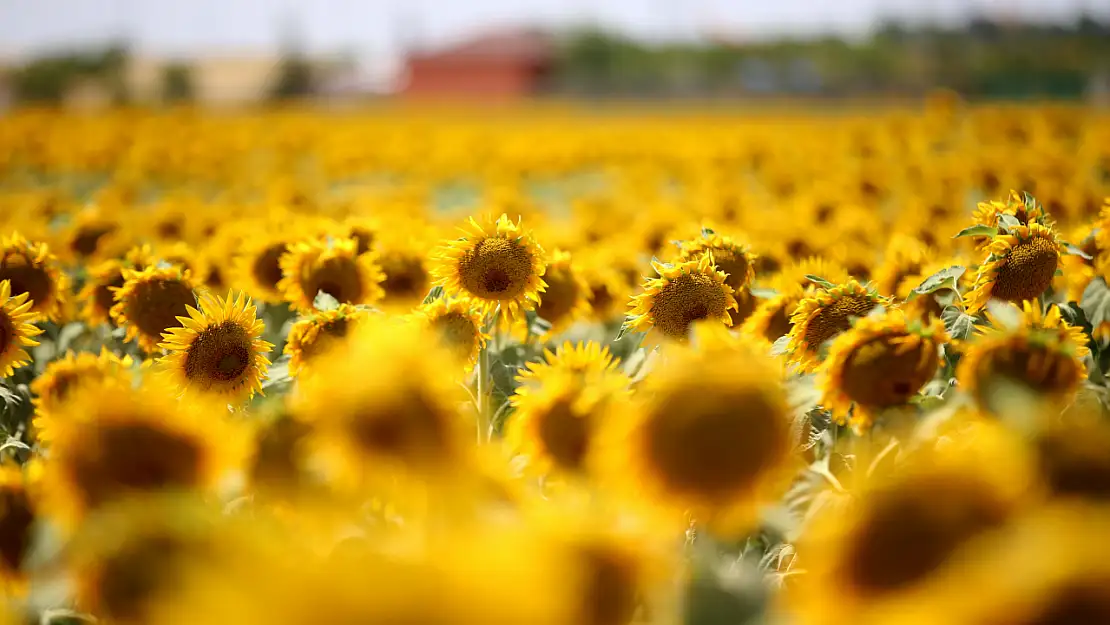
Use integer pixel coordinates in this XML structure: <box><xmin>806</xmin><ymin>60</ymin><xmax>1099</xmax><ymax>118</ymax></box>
<box><xmin>161</xmin><ymin>63</ymin><xmax>196</xmax><ymax>103</ymax></box>
<box><xmin>953</xmin><ymin>224</ymin><xmax>998</xmax><ymax>239</ymax></box>
<box><xmin>908</xmin><ymin>265</ymin><xmax>965</xmax><ymax>300</ymax></box>
<box><xmin>270</xmin><ymin>55</ymin><xmax>314</xmax><ymax>100</ymax></box>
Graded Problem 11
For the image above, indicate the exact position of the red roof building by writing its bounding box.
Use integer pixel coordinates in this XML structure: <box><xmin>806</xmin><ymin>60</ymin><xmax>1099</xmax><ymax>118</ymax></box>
<box><xmin>400</xmin><ymin>29</ymin><xmax>554</xmax><ymax>100</ymax></box>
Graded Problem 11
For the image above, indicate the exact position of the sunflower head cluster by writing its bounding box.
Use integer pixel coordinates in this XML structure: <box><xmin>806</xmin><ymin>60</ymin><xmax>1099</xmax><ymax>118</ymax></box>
<box><xmin>431</xmin><ymin>213</ymin><xmax>547</xmax><ymax>323</ymax></box>
<box><xmin>786</xmin><ymin>279</ymin><xmax>890</xmax><ymax>372</ymax></box>
<box><xmin>77</xmin><ymin>245</ymin><xmax>156</xmax><ymax>326</ymax></box>
<box><xmin>157</xmin><ymin>291</ymin><xmax>273</xmax><ymax>403</ymax></box>
<box><xmin>411</xmin><ymin>296</ymin><xmax>490</xmax><ymax>372</ymax></box>
<box><xmin>110</xmin><ymin>264</ymin><xmax>200</xmax><ymax>353</ymax></box>
<box><xmin>31</xmin><ymin>348</ymin><xmax>134</xmax><ymax>442</ymax></box>
<box><xmin>284</xmin><ymin>303</ymin><xmax>369</xmax><ymax>377</ymax></box>
<box><xmin>0</xmin><ymin>279</ymin><xmax>42</xmax><ymax>378</ymax></box>
<box><xmin>626</xmin><ymin>256</ymin><xmax>737</xmax><ymax>342</ymax></box>
<box><xmin>375</xmin><ymin>234</ymin><xmax>433</xmax><ymax>309</ymax></box>
<box><xmin>0</xmin><ymin>232</ymin><xmax>68</xmax><ymax>321</ymax></box>
<box><xmin>819</xmin><ymin>308</ymin><xmax>947</xmax><ymax>431</ymax></box>
<box><xmin>278</xmin><ymin>236</ymin><xmax>385</xmax><ymax>312</ymax></box>
<box><xmin>966</xmin><ymin>222</ymin><xmax>1061</xmax><ymax>313</ymax></box>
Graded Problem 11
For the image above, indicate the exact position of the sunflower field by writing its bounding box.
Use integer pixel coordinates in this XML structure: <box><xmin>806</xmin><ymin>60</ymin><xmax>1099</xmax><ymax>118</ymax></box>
<box><xmin>0</xmin><ymin>100</ymin><xmax>1109</xmax><ymax>624</ymax></box>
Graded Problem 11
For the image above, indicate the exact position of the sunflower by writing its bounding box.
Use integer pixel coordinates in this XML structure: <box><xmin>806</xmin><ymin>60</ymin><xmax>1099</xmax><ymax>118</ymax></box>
<box><xmin>155</xmin><ymin>241</ymin><xmax>209</xmax><ymax>280</ymax></box>
<box><xmin>507</xmin><ymin>366</ymin><xmax>629</xmax><ymax>479</ymax></box>
<box><xmin>957</xmin><ymin>302</ymin><xmax>1088</xmax><ymax>416</ymax></box>
<box><xmin>60</xmin><ymin>208</ymin><xmax>124</xmax><ymax>264</ymax></box>
<box><xmin>291</xmin><ymin>319</ymin><xmax>470</xmax><ymax>481</ymax></box>
<box><xmin>786</xmin><ymin>280</ymin><xmax>890</xmax><ymax>373</ymax></box>
<box><xmin>0</xmin><ymin>467</ymin><xmax>36</xmax><ymax>594</ymax></box>
<box><xmin>626</xmin><ymin>257</ymin><xmax>736</xmax><ymax>342</ymax></box>
<box><xmin>158</xmin><ymin>291</ymin><xmax>272</xmax><ymax>403</ymax></box>
<box><xmin>231</xmin><ymin>230</ymin><xmax>296</xmax><ymax>304</ymax></box>
<box><xmin>284</xmin><ymin>303</ymin><xmax>369</xmax><ymax>377</ymax></box>
<box><xmin>580</xmin><ymin>257</ymin><xmax>628</xmax><ymax>322</ymax></box>
<box><xmin>77</xmin><ymin>246</ymin><xmax>156</xmax><ymax>327</ymax></box>
<box><xmin>601</xmin><ymin>326</ymin><xmax>795</xmax><ymax>536</ymax></box>
<box><xmin>528</xmin><ymin>249</ymin><xmax>591</xmax><ymax>336</ymax></box>
<box><xmin>789</xmin><ymin>431</ymin><xmax>1035</xmax><ymax>625</ymax></box>
<box><xmin>0</xmin><ymin>232</ymin><xmax>68</xmax><ymax>321</ymax></box>
<box><xmin>971</xmin><ymin>190</ymin><xmax>1048</xmax><ymax>232</ymax></box>
<box><xmin>768</xmin><ymin>257</ymin><xmax>852</xmax><ymax>296</ymax></box>
<box><xmin>40</xmin><ymin>380</ymin><xmax>243</xmax><ymax>525</ymax></box>
<box><xmin>31</xmin><ymin>349</ymin><xmax>134</xmax><ymax>443</ymax></box>
<box><xmin>411</xmin><ymin>297</ymin><xmax>489</xmax><ymax>372</ymax></box>
<box><xmin>819</xmin><ymin>309</ymin><xmax>946</xmax><ymax>431</ymax></box>
<box><xmin>873</xmin><ymin>235</ymin><xmax>933</xmax><ymax>298</ymax></box>
<box><xmin>431</xmin><ymin>213</ymin><xmax>547</xmax><ymax>323</ymax></box>
<box><xmin>245</xmin><ymin>403</ymin><xmax>315</xmax><ymax>498</ymax></box>
<box><xmin>516</xmin><ymin>341</ymin><xmax>622</xmax><ymax>388</ymax></box>
<box><xmin>0</xmin><ymin>280</ymin><xmax>42</xmax><ymax>378</ymax></box>
<box><xmin>1031</xmin><ymin>418</ymin><xmax>1110</xmax><ymax>502</ymax></box>
<box><xmin>741</xmin><ymin>292</ymin><xmax>804</xmax><ymax>343</ymax></box>
<box><xmin>966</xmin><ymin>223</ymin><xmax>1061</xmax><ymax>313</ymax></box>
<box><xmin>278</xmin><ymin>236</ymin><xmax>384</xmax><ymax>312</ymax></box>
<box><xmin>375</xmin><ymin>237</ymin><xmax>432</xmax><ymax>309</ymax></box>
<box><xmin>677</xmin><ymin>231</ymin><xmax>757</xmax><ymax>293</ymax></box>
<box><xmin>110</xmin><ymin>265</ymin><xmax>200</xmax><ymax>353</ymax></box>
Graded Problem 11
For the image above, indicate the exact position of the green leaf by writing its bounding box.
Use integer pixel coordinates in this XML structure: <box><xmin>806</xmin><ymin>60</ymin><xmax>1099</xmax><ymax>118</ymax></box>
<box><xmin>750</xmin><ymin>287</ymin><xmax>778</xmax><ymax>299</ymax></box>
<box><xmin>771</xmin><ymin>335</ymin><xmax>791</xmax><ymax>356</ymax></box>
<box><xmin>908</xmin><ymin>265</ymin><xmax>965</xmax><ymax>300</ymax></box>
<box><xmin>1081</xmin><ymin>277</ymin><xmax>1110</xmax><ymax>328</ymax></box>
<box><xmin>525</xmin><ymin>310</ymin><xmax>552</xmax><ymax>337</ymax></box>
<box><xmin>313</xmin><ymin>291</ymin><xmax>340</xmax><ymax>312</ymax></box>
<box><xmin>261</xmin><ymin>354</ymin><xmax>292</xmax><ymax>390</ymax></box>
<box><xmin>1064</xmin><ymin>242</ymin><xmax>1094</xmax><ymax>261</ymax></box>
<box><xmin>0</xmin><ymin>384</ymin><xmax>22</xmax><ymax>409</ymax></box>
<box><xmin>0</xmin><ymin>437</ymin><xmax>30</xmax><ymax>453</ymax></box>
<box><xmin>56</xmin><ymin>322</ymin><xmax>86</xmax><ymax>352</ymax></box>
<box><xmin>421</xmin><ymin>285</ymin><xmax>444</xmax><ymax>305</ymax></box>
<box><xmin>804</xmin><ymin>275</ymin><xmax>836</xmax><ymax>290</ymax></box>
<box><xmin>952</xmin><ymin>224</ymin><xmax>997</xmax><ymax>239</ymax></box>
<box><xmin>985</xmin><ymin>300</ymin><xmax>1022</xmax><ymax>330</ymax></box>
<box><xmin>700</xmin><ymin>226</ymin><xmax>716</xmax><ymax>237</ymax></box>
<box><xmin>942</xmin><ymin>306</ymin><xmax>978</xmax><ymax>341</ymax></box>
<box><xmin>997</xmin><ymin>213</ymin><xmax>1021</xmax><ymax>231</ymax></box>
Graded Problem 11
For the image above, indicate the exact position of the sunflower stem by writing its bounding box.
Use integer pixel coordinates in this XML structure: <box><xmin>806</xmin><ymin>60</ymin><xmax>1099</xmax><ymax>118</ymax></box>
<box><xmin>476</xmin><ymin>345</ymin><xmax>490</xmax><ymax>444</ymax></box>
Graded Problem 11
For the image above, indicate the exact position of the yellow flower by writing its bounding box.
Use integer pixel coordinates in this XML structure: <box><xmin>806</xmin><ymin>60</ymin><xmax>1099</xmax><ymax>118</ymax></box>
<box><xmin>677</xmin><ymin>230</ymin><xmax>757</xmax><ymax>292</ymax></box>
<box><xmin>60</xmin><ymin>207</ymin><xmax>125</xmax><ymax>264</ymax></box>
<box><xmin>376</xmin><ymin>236</ymin><xmax>432</xmax><ymax>309</ymax></box>
<box><xmin>0</xmin><ymin>280</ymin><xmax>42</xmax><ymax>378</ymax></box>
<box><xmin>0</xmin><ymin>232</ymin><xmax>68</xmax><ymax>321</ymax></box>
<box><xmin>786</xmin><ymin>280</ymin><xmax>890</xmax><ymax>373</ymax></box>
<box><xmin>626</xmin><ymin>256</ymin><xmax>736</xmax><ymax>342</ymax></box>
<box><xmin>741</xmin><ymin>292</ymin><xmax>803</xmax><ymax>343</ymax></box>
<box><xmin>873</xmin><ymin>234</ymin><xmax>933</xmax><ymax>298</ymax></box>
<box><xmin>579</xmin><ymin>256</ymin><xmax>628</xmax><ymax>322</ymax></box>
<box><xmin>31</xmin><ymin>348</ymin><xmax>134</xmax><ymax>442</ymax></box>
<box><xmin>40</xmin><ymin>380</ymin><xmax>244</xmax><ymax>525</ymax></box>
<box><xmin>0</xmin><ymin>466</ymin><xmax>36</xmax><ymax>595</ymax></box>
<box><xmin>790</xmin><ymin>429</ymin><xmax>1036</xmax><ymax>625</ymax></box>
<box><xmin>515</xmin><ymin>341</ymin><xmax>621</xmax><ymax>389</ymax></box>
<box><xmin>957</xmin><ymin>302</ymin><xmax>1088</xmax><ymax>416</ymax></box>
<box><xmin>431</xmin><ymin>213</ymin><xmax>547</xmax><ymax>323</ymax></box>
<box><xmin>971</xmin><ymin>190</ymin><xmax>1048</xmax><ymax>232</ymax></box>
<box><xmin>768</xmin><ymin>257</ymin><xmax>851</xmax><ymax>296</ymax></box>
<box><xmin>245</xmin><ymin>402</ymin><xmax>315</xmax><ymax>498</ymax></box>
<box><xmin>601</xmin><ymin>326</ymin><xmax>795</xmax><ymax>537</ymax></box>
<box><xmin>291</xmin><ymin>319</ymin><xmax>470</xmax><ymax>481</ymax></box>
<box><xmin>966</xmin><ymin>222</ymin><xmax>1061</xmax><ymax>313</ymax></box>
<box><xmin>278</xmin><ymin>236</ymin><xmax>384</xmax><ymax>312</ymax></box>
<box><xmin>819</xmin><ymin>309</ymin><xmax>946</xmax><ymax>431</ymax></box>
<box><xmin>1032</xmin><ymin>418</ymin><xmax>1110</xmax><ymax>503</ymax></box>
<box><xmin>157</xmin><ymin>291</ymin><xmax>273</xmax><ymax>403</ymax></box>
<box><xmin>284</xmin><ymin>303</ymin><xmax>369</xmax><ymax>377</ymax></box>
<box><xmin>530</xmin><ymin>249</ymin><xmax>592</xmax><ymax>336</ymax></box>
<box><xmin>507</xmin><ymin>366</ymin><xmax>629</xmax><ymax>479</ymax></box>
<box><xmin>411</xmin><ymin>297</ymin><xmax>489</xmax><ymax>372</ymax></box>
<box><xmin>77</xmin><ymin>245</ymin><xmax>155</xmax><ymax>326</ymax></box>
<box><xmin>231</xmin><ymin>230</ymin><xmax>296</xmax><ymax>304</ymax></box>
<box><xmin>110</xmin><ymin>265</ymin><xmax>200</xmax><ymax>353</ymax></box>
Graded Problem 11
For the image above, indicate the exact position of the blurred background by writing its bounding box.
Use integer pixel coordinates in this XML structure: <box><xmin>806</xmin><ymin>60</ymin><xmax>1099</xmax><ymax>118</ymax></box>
<box><xmin>0</xmin><ymin>0</ymin><xmax>1109</xmax><ymax>108</ymax></box>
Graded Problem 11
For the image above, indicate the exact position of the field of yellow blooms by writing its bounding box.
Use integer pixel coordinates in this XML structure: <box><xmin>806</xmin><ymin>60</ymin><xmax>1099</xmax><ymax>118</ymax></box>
<box><xmin>0</xmin><ymin>100</ymin><xmax>1109</xmax><ymax>624</ymax></box>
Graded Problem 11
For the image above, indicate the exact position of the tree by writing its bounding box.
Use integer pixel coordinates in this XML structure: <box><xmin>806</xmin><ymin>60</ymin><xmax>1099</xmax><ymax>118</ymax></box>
<box><xmin>161</xmin><ymin>63</ymin><xmax>195</xmax><ymax>103</ymax></box>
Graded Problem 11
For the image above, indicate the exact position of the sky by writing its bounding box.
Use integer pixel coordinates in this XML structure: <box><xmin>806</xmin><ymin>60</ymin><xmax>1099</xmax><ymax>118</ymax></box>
<box><xmin>0</xmin><ymin>0</ymin><xmax>1105</xmax><ymax>63</ymax></box>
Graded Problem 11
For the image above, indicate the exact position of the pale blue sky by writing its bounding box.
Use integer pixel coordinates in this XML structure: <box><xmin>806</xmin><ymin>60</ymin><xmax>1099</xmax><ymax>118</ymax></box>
<box><xmin>0</xmin><ymin>0</ymin><xmax>1102</xmax><ymax>61</ymax></box>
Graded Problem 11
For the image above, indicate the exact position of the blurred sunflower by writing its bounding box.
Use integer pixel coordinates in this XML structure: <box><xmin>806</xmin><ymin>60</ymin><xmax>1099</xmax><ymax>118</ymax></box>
<box><xmin>966</xmin><ymin>223</ymin><xmax>1061</xmax><ymax>313</ymax></box>
<box><xmin>411</xmin><ymin>297</ymin><xmax>489</xmax><ymax>373</ymax></box>
<box><xmin>742</xmin><ymin>292</ymin><xmax>803</xmax><ymax>343</ymax></box>
<box><xmin>231</xmin><ymin>231</ymin><xmax>295</xmax><ymax>304</ymax></box>
<box><xmin>601</xmin><ymin>326</ymin><xmax>795</xmax><ymax>536</ymax></box>
<box><xmin>291</xmin><ymin>320</ymin><xmax>470</xmax><ymax>481</ymax></box>
<box><xmin>0</xmin><ymin>467</ymin><xmax>36</xmax><ymax>595</ymax></box>
<box><xmin>0</xmin><ymin>232</ymin><xmax>68</xmax><ymax>321</ymax></box>
<box><xmin>77</xmin><ymin>245</ymin><xmax>155</xmax><ymax>327</ymax></box>
<box><xmin>873</xmin><ymin>235</ymin><xmax>933</xmax><ymax>298</ymax></box>
<box><xmin>516</xmin><ymin>341</ymin><xmax>621</xmax><ymax>387</ymax></box>
<box><xmin>245</xmin><ymin>403</ymin><xmax>315</xmax><ymax>498</ymax></box>
<box><xmin>971</xmin><ymin>190</ymin><xmax>1048</xmax><ymax>232</ymax></box>
<box><xmin>111</xmin><ymin>265</ymin><xmax>200</xmax><ymax>353</ymax></box>
<box><xmin>819</xmin><ymin>309</ymin><xmax>945</xmax><ymax>431</ymax></box>
<box><xmin>677</xmin><ymin>230</ymin><xmax>756</xmax><ymax>293</ymax></box>
<box><xmin>431</xmin><ymin>213</ymin><xmax>547</xmax><ymax>323</ymax></box>
<box><xmin>60</xmin><ymin>207</ymin><xmax>124</xmax><ymax>264</ymax></box>
<box><xmin>790</xmin><ymin>431</ymin><xmax>1035</xmax><ymax>625</ymax></box>
<box><xmin>375</xmin><ymin>236</ymin><xmax>432</xmax><ymax>309</ymax></box>
<box><xmin>278</xmin><ymin>236</ymin><xmax>384</xmax><ymax>312</ymax></box>
<box><xmin>508</xmin><ymin>366</ymin><xmax>629</xmax><ymax>479</ymax></box>
<box><xmin>41</xmin><ymin>380</ymin><xmax>242</xmax><ymax>524</ymax></box>
<box><xmin>0</xmin><ymin>280</ymin><xmax>42</xmax><ymax>378</ymax></box>
<box><xmin>158</xmin><ymin>291</ymin><xmax>272</xmax><ymax>403</ymax></box>
<box><xmin>31</xmin><ymin>349</ymin><xmax>134</xmax><ymax>442</ymax></box>
<box><xmin>786</xmin><ymin>280</ymin><xmax>889</xmax><ymax>373</ymax></box>
<box><xmin>155</xmin><ymin>241</ymin><xmax>209</xmax><ymax>280</ymax></box>
<box><xmin>580</xmin><ymin>257</ymin><xmax>628</xmax><ymax>322</ymax></box>
<box><xmin>1031</xmin><ymin>418</ymin><xmax>1110</xmax><ymax>502</ymax></box>
<box><xmin>284</xmin><ymin>303</ymin><xmax>368</xmax><ymax>377</ymax></box>
<box><xmin>626</xmin><ymin>257</ymin><xmax>736</xmax><ymax>342</ymax></box>
<box><xmin>530</xmin><ymin>249</ymin><xmax>591</xmax><ymax>336</ymax></box>
<box><xmin>957</xmin><ymin>302</ymin><xmax>1088</xmax><ymax>416</ymax></box>
<box><xmin>768</xmin><ymin>257</ymin><xmax>851</xmax><ymax>296</ymax></box>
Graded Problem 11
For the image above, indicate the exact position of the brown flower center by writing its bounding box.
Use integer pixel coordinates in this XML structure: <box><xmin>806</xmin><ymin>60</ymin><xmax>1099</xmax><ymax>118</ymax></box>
<box><xmin>703</xmin><ymin>247</ymin><xmax>751</xmax><ymax>291</ymax></box>
<box><xmin>458</xmin><ymin>237</ymin><xmax>536</xmax><ymax>301</ymax></box>
<box><xmin>577</xmin><ymin>545</ymin><xmax>639</xmax><ymax>625</ymax></box>
<box><xmin>430</xmin><ymin>312</ymin><xmax>478</xmax><ymax>360</ymax></box>
<box><xmin>0</xmin><ymin>487</ymin><xmax>34</xmax><ymax>574</ymax></box>
<box><xmin>974</xmin><ymin>342</ymin><xmax>1080</xmax><ymax>409</ymax></box>
<box><xmin>252</xmin><ymin>243</ymin><xmax>288</xmax><ymax>291</ymax></box>
<box><xmin>95</xmin><ymin>273</ymin><xmax>126</xmax><ymax>324</ymax></box>
<box><xmin>0</xmin><ymin>252</ymin><xmax>54</xmax><ymax>313</ymax></box>
<box><xmin>68</xmin><ymin>420</ymin><xmax>204</xmax><ymax>511</ymax></box>
<box><xmin>801</xmin><ymin>294</ymin><xmax>878</xmax><ymax>352</ymax></box>
<box><xmin>1020</xmin><ymin>583</ymin><xmax>1110</xmax><ymax>625</ymax></box>
<box><xmin>537</xmin><ymin>267</ymin><xmax>583</xmax><ymax>327</ymax></box>
<box><xmin>989</xmin><ymin>236</ymin><xmax>1058</xmax><ymax>304</ymax></box>
<box><xmin>351</xmin><ymin>228</ymin><xmax>374</xmax><ymax>255</ymax></box>
<box><xmin>125</xmin><ymin>278</ymin><xmax>195</xmax><ymax>341</ymax></box>
<box><xmin>250</xmin><ymin>417</ymin><xmax>311</xmax><ymax>489</ymax></box>
<box><xmin>184</xmin><ymin>321</ymin><xmax>253</xmax><ymax>385</ymax></box>
<box><xmin>1035</xmin><ymin>429</ymin><xmax>1110</xmax><ymax>501</ymax></box>
<box><xmin>380</xmin><ymin>254</ymin><xmax>428</xmax><ymax>302</ymax></box>
<box><xmin>71</xmin><ymin>224</ymin><xmax>116</xmax><ymax>258</ymax></box>
<box><xmin>349</xmin><ymin>388</ymin><xmax>452</xmax><ymax>466</ymax></box>
<box><xmin>840</xmin><ymin>335</ymin><xmax>936</xmax><ymax>409</ymax></box>
<box><xmin>0</xmin><ymin>312</ymin><xmax>12</xmax><ymax>356</ymax></box>
<box><xmin>843</xmin><ymin>475</ymin><xmax>1010</xmax><ymax>595</ymax></box>
<box><xmin>301</xmin><ymin>317</ymin><xmax>350</xmax><ymax>361</ymax></box>
<box><xmin>304</xmin><ymin>257</ymin><xmax>365</xmax><ymax>305</ymax></box>
<box><xmin>96</xmin><ymin>533</ymin><xmax>200</xmax><ymax>623</ymax></box>
<box><xmin>536</xmin><ymin>398</ymin><xmax>590</xmax><ymax>473</ymax></box>
<box><xmin>648</xmin><ymin>272</ymin><xmax>731</xmax><ymax>339</ymax></box>
<box><xmin>644</xmin><ymin>384</ymin><xmax>788</xmax><ymax>499</ymax></box>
